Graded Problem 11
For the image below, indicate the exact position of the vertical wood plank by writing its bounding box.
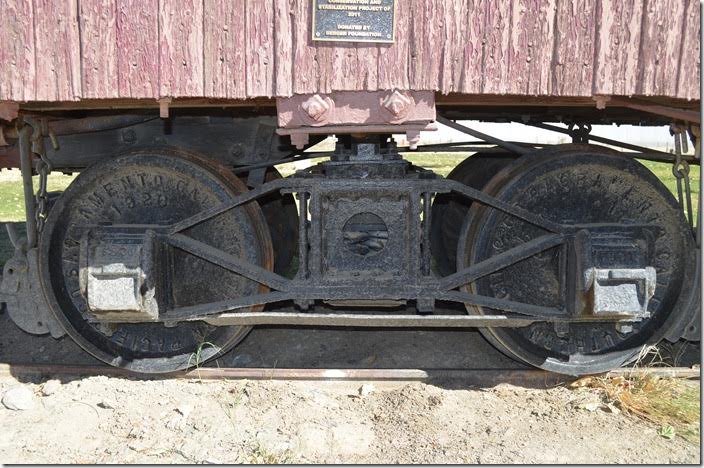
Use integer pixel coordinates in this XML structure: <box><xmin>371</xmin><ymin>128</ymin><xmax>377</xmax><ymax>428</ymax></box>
<box><xmin>483</xmin><ymin>0</ymin><xmax>514</xmax><ymax>94</ymax></box>
<box><xmin>330</xmin><ymin>45</ymin><xmax>359</xmax><ymax>91</ymax></box>
<box><xmin>592</xmin><ymin>0</ymin><xmax>643</xmax><ymax>97</ymax></box>
<box><xmin>0</xmin><ymin>0</ymin><xmax>36</xmax><ymax>101</ymax></box>
<box><xmin>409</xmin><ymin>0</ymin><xmax>442</xmax><ymax>90</ymax></box>
<box><xmin>203</xmin><ymin>0</ymin><xmax>247</xmax><ymax>99</ymax></box>
<box><xmin>356</xmin><ymin>44</ymin><xmax>379</xmax><ymax>90</ymax></box>
<box><xmin>551</xmin><ymin>0</ymin><xmax>597</xmax><ymax>96</ymax></box>
<box><xmin>440</xmin><ymin>0</ymin><xmax>466</xmax><ymax>93</ymax></box>
<box><xmin>273</xmin><ymin>0</ymin><xmax>293</xmax><ymax>96</ymax></box>
<box><xmin>159</xmin><ymin>0</ymin><xmax>204</xmax><ymax>97</ymax></box>
<box><xmin>33</xmin><ymin>0</ymin><xmax>82</xmax><ymax>101</ymax></box>
<box><xmin>245</xmin><ymin>0</ymin><xmax>274</xmax><ymax>97</ymax></box>
<box><xmin>456</xmin><ymin>0</ymin><xmax>486</xmax><ymax>94</ymax></box>
<box><xmin>377</xmin><ymin>1</ymin><xmax>410</xmax><ymax>90</ymax></box>
<box><xmin>116</xmin><ymin>0</ymin><xmax>159</xmax><ymax>98</ymax></box>
<box><xmin>504</xmin><ymin>0</ymin><xmax>555</xmax><ymax>95</ymax></box>
<box><xmin>291</xmin><ymin>0</ymin><xmax>318</xmax><ymax>94</ymax></box>
<box><xmin>637</xmin><ymin>0</ymin><xmax>685</xmax><ymax>96</ymax></box>
<box><xmin>676</xmin><ymin>0</ymin><xmax>700</xmax><ymax>100</ymax></box>
<box><xmin>80</xmin><ymin>0</ymin><xmax>118</xmax><ymax>99</ymax></box>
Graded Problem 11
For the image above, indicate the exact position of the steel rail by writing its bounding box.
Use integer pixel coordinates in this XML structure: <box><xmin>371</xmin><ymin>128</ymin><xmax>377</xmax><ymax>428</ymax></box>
<box><xmin>0</xmin><ymin>363</ymin><xmax>698</xmax><ymax>385</ymax></box>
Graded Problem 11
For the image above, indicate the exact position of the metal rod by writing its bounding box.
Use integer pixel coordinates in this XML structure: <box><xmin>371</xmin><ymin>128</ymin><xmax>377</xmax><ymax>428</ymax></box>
<box><xmin>440</xmin><ymin>233</ymin><xmax>566</xmax><ymax>291</ymax></box>
<box><xmin>197</xmin><ymin>312</ymin><xmax>537</xmax><ymax>328</ymax></box>
<box><xmin>411</xmin><ymin>140</ymin><xmax>542</xmax><ymax>150</ymax></box>
<box><xmin>524</xmin><ymin>121</ymin><xmax>699</xmax><ymax>164</ymax></box>
<box><xmin>18</xmin><ymin>125</ymin><xmax>37</xmax><ymax>249</ymax></box>
<box><xmin>440</xmin><ymin>179</ymin><xmax>565</xmax><ymax>234</ymax></box>
<box><xmin>166</xmin><ymin>292</ymin><xmax>292</xmax><ymax>320</ymax></box>
<box><xmin>169</xmin><ymin>177</ymin><xmax>289</xmax><ymax>234</ymax></box>
<box><xmin>438</xmin><ymin>290</ymin><xmax>565</xmax><ymax>318</ymax></box>
<box><xmin>437</xmin><ymin>116</ymin><xmax>530</xmax><ymax>155</ymax></box>
<box><xmin>165</xmin><ymin>233</ymin><xmax>290</xmax><ymax>291</ymax></box>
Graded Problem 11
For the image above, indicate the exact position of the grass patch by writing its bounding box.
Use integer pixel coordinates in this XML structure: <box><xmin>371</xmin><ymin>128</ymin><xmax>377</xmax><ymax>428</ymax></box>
<box><xmin>0</xmin><ymin>170</ymin><xmax>76</xmax><ymax>222</ymax></box>
<box><xmin>247</xmin><ymin>443</ymin><xmax>294</xmax><ymax>464</ymax></box>
<box><xmin>572</xmin><ymin>373</ymin><xmax>700</xmax><ymax>444</ymax></box>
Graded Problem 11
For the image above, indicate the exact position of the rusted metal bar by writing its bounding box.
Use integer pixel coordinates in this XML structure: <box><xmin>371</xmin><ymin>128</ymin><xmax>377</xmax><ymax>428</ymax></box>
<box><xmin>0</xmin><ymin>363</ymin><xmax>698</xmax><ymax>384</ymax></box>
<box><xmin>436</xmin><ymin>117</ymin><xmax>530</xmax><ymax>155</ymax></box>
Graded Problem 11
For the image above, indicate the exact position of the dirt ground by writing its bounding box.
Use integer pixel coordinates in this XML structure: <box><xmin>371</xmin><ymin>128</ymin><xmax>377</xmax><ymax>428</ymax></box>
<box><xmin>0</xmin><ymin>312</ymin><xmax>701</xmax><ymax>464</ymax></box>
<box><xmin>0</xmin><ymin>373</ymin><xmax>700</xmax><ymax>464</ymax></box>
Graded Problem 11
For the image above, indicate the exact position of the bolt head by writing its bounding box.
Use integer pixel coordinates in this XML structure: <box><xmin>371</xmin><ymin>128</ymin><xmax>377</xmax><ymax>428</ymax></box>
<box><xmin>382</xmin><ymin>90</ymin><xmax>413</xmax><ymax>122</ymax></box>
<box><xmin>301</xmin><ymin>94</ymin><xmax>331</xmax><ymax>123</ymax></box>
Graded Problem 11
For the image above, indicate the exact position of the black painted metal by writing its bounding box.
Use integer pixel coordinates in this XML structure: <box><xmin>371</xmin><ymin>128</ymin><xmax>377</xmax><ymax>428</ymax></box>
<box><xmin>38</xmin><ymin>150</ymin><xmax>275</xmax><ymax>373</ymax></box>
<box><xmin>457</xmin><ymin>150</ymin><xmax>696</xmax><ymax>375</ymax></box>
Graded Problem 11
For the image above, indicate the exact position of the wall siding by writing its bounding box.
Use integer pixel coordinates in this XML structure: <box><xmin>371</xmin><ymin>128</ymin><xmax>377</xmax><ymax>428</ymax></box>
<box><xmin>0</xmin><ymin>0</ymin><xmax>699</xmax><ymax>102</ymax></box>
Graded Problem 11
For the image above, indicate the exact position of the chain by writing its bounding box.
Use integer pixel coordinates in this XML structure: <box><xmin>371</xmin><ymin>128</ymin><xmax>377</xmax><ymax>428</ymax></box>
<box><xmin>670</xmin><ymin>124</ymin><xmax>694</xmax><ymax>231</ymax></box>
<box><xmin>26</xmin><ymin>118</ymin><xmax>55</xmax><ymax>233</ymax></box>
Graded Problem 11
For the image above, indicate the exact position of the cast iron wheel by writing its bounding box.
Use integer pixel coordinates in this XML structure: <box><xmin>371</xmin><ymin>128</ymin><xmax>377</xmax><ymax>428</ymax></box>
<box><xmin>38</xmin><ymin>149</ymin><xmax>274</xmax><ymax>373</ymax></box>
<box><xmin>457</xmin><ymin>151</ymin><xmax>696</xmax><ymax>375</ymax></box>
<box><xmin>430</xmin><ymin>151</ymin><xmax>518</xmax><ymax>276</ymax></box>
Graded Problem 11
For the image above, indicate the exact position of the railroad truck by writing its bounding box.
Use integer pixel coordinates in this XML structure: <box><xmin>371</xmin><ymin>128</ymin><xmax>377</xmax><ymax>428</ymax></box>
<box><xmin>0</xmin><ymin>0</ymin><xmax>700</xmax><ymax>375</ymax></box>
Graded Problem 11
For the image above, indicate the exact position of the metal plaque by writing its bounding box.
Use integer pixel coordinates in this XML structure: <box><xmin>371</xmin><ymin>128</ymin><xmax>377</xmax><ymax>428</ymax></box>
<box><xmin>312</xmin><ymin>0</ymin><xmax>395</xmax><ymax>44</ymax></box>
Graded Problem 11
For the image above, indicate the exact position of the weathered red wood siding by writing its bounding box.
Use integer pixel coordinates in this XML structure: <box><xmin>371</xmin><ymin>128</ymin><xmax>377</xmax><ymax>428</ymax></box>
<box><xmin>0</xmin><ymin>0</ymin><xmax>699</xmax><ymax>102</ymax></box>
